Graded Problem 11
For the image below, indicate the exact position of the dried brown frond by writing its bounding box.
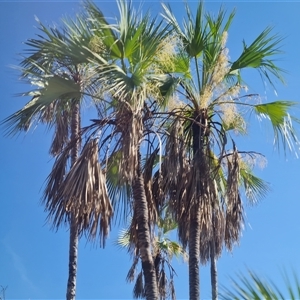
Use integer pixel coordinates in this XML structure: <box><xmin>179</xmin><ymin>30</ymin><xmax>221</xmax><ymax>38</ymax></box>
<box><xmin>126</xmin><ymin>255</ymin><xmax>140</xmax><ymax>283</ymax></box>
<box><xmin>169</xmin><ymin>279</ymin><xmax>176</xmax><ymax>300</ymax></box>
<box><xmin>225</xmin><ymin>147</ymin><xmax>244</xmax><ymax>251</ymax></box>
<box><xmin>50</xmin><ymin>110</ymin><xmax>71</xmax><ymax>156</ymax></box>
<box><xmin>200</xmin><ymin>178</ymin><xmax>225</xmax><ymax>264</ymax></box>
<box><xmin>115</xmin><ymin>103</ymin><xmax>142</xmax><ymax>184</ymax></box>
<box><xmin>133</xmin><ymin>271</ymin><xmax>145</xmax><ymax>299</ymax></box>
<box><xmin>199</xmin><ymin>192</ymin><xmax>212</xmax><ymax>264</ymax></box>
<box><xmin>158</xmin><ymin>118</ymin><xmax>190</xmax><ymax>247</ymax></box>
<box><xmin>162</xmin><ymin>118</ymin><xmax>189</xmax><ymax>208</ymax></box>
<box><xmin>144</xmin><ymin>149</ymin><xmax>159</xmax><ymax>224</ymax></box>
<box><xmin>41</xmin><ymin>101</ymin><xmax>56</xmax><ymax>124</ymax></box>
<box><xmin>158</xmin><ymin>268</ymin><xmax>167</xmax><ymax>299</ymax></box>
<box><xmin>212</xmin><ymin>205</ymin><xmax>225</xmax><ymax>258</ymax></box>
<box><xmin>43</xmin><ymin>146</ymin><xmax>70</xmax><ymax>224</ymax></box>
<box><xmin>48</xmin><ymin>139</ymin><xmax>113</xmax><ymax>246</ymax></box>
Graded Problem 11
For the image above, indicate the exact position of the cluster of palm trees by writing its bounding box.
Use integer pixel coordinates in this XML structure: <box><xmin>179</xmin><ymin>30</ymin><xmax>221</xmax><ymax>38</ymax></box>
<box><xmin>3</xmin><ymin>1</ymin><xmax>299</xmax><ymax>299</ymax></box>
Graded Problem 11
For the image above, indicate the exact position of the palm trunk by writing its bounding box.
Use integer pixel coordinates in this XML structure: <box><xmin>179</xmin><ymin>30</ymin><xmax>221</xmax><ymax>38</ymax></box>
<box><xmin>210</xmin><ymin>214</ymin><xmax>218</xmax><ymax>300</ymax></box>
<box><xmin>66</xmin><ymin>101</ymin><xmax>80</xmax><ymax>300</ymax></box>
<box><xmin>132</xmin><ymin>150</ymin><xmax>158</xmax><ymax>300</ymax></box>
<box><xmin>188</xmin><ymin>205</ymin><xmax>201</xmax><ymax>300</ymax></box>
<box><xmin>188</xmin><ymin>109</ymin><xmax>208</xmax><ymax>300</ymax></box>
<box><xmin>67</xmin><ymin>215</ymin><xmax>78</xmax><ymax>300</ymax></box>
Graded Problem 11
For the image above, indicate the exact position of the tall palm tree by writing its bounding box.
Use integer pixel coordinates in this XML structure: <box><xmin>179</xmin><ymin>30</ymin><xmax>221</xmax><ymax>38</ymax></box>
<box><xmin>157</xmin><ymin>2</ymin><xmax>299</xmax><ymax>300</ymax></box>
<box><xmin>2</xmin><ymin>13</ymin><xmax>113</xmax><ymax>300</ymax></box>
<box><xmin>79</xmin><ymin>1</ymin><xmax>172</xmax><ymax>298</ymax></box>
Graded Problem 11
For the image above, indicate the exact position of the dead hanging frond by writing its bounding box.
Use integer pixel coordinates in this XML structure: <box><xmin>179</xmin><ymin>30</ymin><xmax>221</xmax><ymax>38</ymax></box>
<box><xmin>199</xmin><ymin>191</ymin><xmax>213</xmax><ymax>264</ymax></box>
<box><xmin>169</xmin><ymin>278</ymin><xmax>176</xmax><ymax>300</ymax></box>
<box><xmin>126</xmin><ymin>255</ymin><xmax>140</xmax><ymax>283</ymax></box>
<box><xmin>225</xmin><ymin>145</ymin><xmax>244</xmax><ymax>251</ymax></box>
<box><xmin>156</xmin><ymin>257</ymin><xmax>178</xmax><ymax>300</ymax></box>
<box><xmin>159</xmin><ymin>267</ymin><xmax>168</xmax><ymax>299</ymax></box>
<box><xmin>200</xmin><ymin>179</ymin><xmax>225</xmax><ymax>264</ymax></box>
<box><xmin>40</xmin><ymin>101</ymin><xmax>56</xmax><ymax>124</ymax></box>
<box><xmin>133</xmin><ymin>271</ymin><xmax>145</xmax><ymax>299</ymax></box>
<box><xmin>160</xmin><ymin>118</ymin><xmax>189</xmax><ymax>217</ymax></box>
<box><xmin>143</xmin><ymin>148</ymin><xmax>160</xmax><ymax>224</ymax></box>
<box><xmin>212</xmin><ymin>204</ymin><xmax>225</xmax><ymax>259</ymax></box>
<box><xmin>156</xmin><ymin>117</ymin><xmax>191</xmax><ymax>248</ymax></box>
<box><xmin>47</xmin><ymin>138</ymin><xmax>113</xmax><ymax>246</ymax></box>
<box><xmin>115</xmin><ymin>103</ymin><xmax>142</xmax><ymax>183</ymax></box>
<box><xmin>50</xmin><ymin>109</ymin><xmax>71</xmax><ymax>156</ymax></box>
<box><xmin>43</xmin><ymin>146</ymin><xmax>70</xmax><ymax>225</ymax></box>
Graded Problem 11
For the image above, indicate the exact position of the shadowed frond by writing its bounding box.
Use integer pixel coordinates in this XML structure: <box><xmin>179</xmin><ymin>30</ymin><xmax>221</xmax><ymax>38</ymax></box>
<box><xmin>133</xmin><ymin>271</ymin><xmax>145</xmax><ymax>299</ymax></box>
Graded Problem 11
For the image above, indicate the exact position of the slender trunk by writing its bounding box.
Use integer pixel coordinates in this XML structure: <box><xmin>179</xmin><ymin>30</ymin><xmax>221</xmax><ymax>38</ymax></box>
<box><xmin>188</xmin><ymin>109</ymin><xmax>208</xmax><ymax>300</ymax></box>
<box><xmin>67</xmin><ymin>215</ymin><xmax>78</xmax><ymax>300</ymax></box>
<box><xmin>132</xmin><ymin>150</ymin><xmax>158</xmax><ymax>300</ymax></box>
<box><xmin>66</xmin><ymin>101</ymin><xmax>80</xmax><ymax>300</ymax></box>
<box><xmin>210</xmin><ymin>212</ymin><xmax>218</xmax><ymax>300</ymax></box>
<box><xmin>188</xmin><ymin>205</ymin><xmax>201</xmax><ymax>300</ymax></box>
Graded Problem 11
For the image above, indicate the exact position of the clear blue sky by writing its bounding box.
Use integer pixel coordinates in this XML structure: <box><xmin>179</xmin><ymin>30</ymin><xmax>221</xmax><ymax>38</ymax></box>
<box><xmin>1</xmin><ymin>1</ymin><xmax>300</xmax><ymax>299</ymax></box>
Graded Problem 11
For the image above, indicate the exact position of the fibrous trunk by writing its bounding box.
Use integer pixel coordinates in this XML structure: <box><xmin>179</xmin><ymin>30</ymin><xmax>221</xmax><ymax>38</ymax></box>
<box><xmin>188</xmin><ymin>109</ymin><xmax>208</xmax><ymax>300</ymax></box>
<box><xmin>189</xmin><ymin>205</ymin><xmax>201</xmax><ymax>300</ymax></box>
<box><xmin>132</xmin><ymin>151</ymin><xmax>158</xmax><ymax>300</ymax></box>
<box><xmin>210</xmin><ymin>211</ymin><xmax>218</xmax><ymax>300</ymax></box>
<box><xmin>66</xmin><ymin>101</ymin><xmax>80</xmax><ymax>300</ymax></box>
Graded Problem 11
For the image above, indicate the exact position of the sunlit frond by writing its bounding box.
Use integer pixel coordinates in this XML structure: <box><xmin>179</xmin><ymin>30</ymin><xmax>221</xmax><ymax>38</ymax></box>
<box><xmin>254</xmin><ymin>101</ymin><xmax>300</xmax><ymax>154</ymax></box>
<box><xmin>240</xmin><ymin>168</ymin><xmax>270</xmax><ymax>205</ymax></box>
<box><xmin>2</xmin><ymin>74</ymin><xmax>81</xmax><ymax>136</ymax></box>
<box><xmin>230</xmin><ymin>27</ymin><xmax>284</xmax><ymax>87</ymax></box>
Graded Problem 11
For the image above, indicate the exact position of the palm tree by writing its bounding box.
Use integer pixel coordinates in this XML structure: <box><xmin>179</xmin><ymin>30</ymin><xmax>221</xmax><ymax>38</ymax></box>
<box><xmin>79</xmin><ymin>1</ymin><xmax>172</xmax><ymax>298</ymax></box>
<box><xmin>1</xmin><ymin>13</ymin><xmax>113</xmax><ymax>300</ymax></box>
<box><xmin>157</xmin><ymin>2</ymin><xmax>299</xmax><ymax>300</ymax></box>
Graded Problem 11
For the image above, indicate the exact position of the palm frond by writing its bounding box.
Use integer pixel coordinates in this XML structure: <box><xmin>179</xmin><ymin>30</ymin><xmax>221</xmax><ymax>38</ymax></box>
<box><xmin>240</xmin><ymin>167</ymin><xmax>270</xmax><ymax>205</ymax></box>
<box><xmin>2</xmin><ymin>73</ymin><xmax>81</xmax><ymax>136</ymax></box>
<box><xmin>230</xmin><ymin>27</ymin><xmax>284</xmax><ymax>87</ymax></box>
<box><xmin>254</xmin><ymin>101</ymin><xmax>300</xmax><ymax>154</ymax></box>
<box><xmin>133</xmin><ymin>271</ymin><xmax>145</xmax><ymax>299</ymax></box>
<box><xmin>45</xmin><ymin>139</ymin><xmax>113</xmax><ymax>246</ymax></box>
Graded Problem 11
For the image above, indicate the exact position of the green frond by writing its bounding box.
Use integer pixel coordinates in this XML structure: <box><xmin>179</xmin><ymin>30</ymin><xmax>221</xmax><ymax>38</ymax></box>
<box><xmin>157</xmin><ymin>75</ymin><xmax>182</xmax><ymax>101</ymax></box>
<box><xmin>254</xmin><ymin>101</ymin><xmax>300</xmax><ymax>153</ymax></box>
<box><xmin>230</xmin><ymin>27</ymin><xmax>284</xmax><ymax>86</ymax></box>
<box><xmin>22</xmin><ymin>15</ymin><xmax>93</xmax><ymax>73</ymax></box>
<box><xmin>205</xmin><ymin>7</ymin><xmax>235</xmax><ymax>37</ymax></box>
<box><xmin>84</xmin><ymin>0</ymin><xmax>122</xmax><ymax>59</ymax></box>
<box><xmin>115</xmin><ymin>228</ymin><xmax>131</xmax><ymax>249</ymax></box>
<box><xmin>240</xmin><ymin>168</ymin><xmax>270</xmax><ymax>205</ymax></box>
<box><xmin>162</xmin><ymin>1</ymin><xmax>210</xmax><ymax>58</ymax></box>
<box><xmin>2</xmin><ymin>74</ymin><xmax>81</xmax><ymax>136</ymax></box>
